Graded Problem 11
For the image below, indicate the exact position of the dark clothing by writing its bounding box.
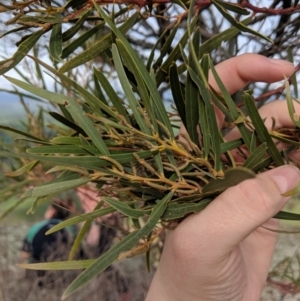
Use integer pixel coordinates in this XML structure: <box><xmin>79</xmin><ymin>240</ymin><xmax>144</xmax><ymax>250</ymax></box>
<box><xmin>22</xmin><ymin>219</ymin><xmax>72</xmax><ymax>262</ymax></box>
<box><xmin>22</xmin><ymin>219</ymin><xmax>75</xmax><ymax>285</ymax></box>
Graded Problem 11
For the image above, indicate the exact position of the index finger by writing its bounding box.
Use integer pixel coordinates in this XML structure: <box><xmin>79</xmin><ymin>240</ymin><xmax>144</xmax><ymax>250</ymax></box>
<box><xmin>210</xmin><ymin>53</ymin><xmax>294</xmax><ymax>95</ymax></box>
<box><xmin>210</xmin><ymin>54</ymin><xmax>294</xmax><ymax>127</ymax></box>
<box><xmin>179</xmin><ymin>54</ymin><xmax>294</xmax><ymax>138</ymax></box>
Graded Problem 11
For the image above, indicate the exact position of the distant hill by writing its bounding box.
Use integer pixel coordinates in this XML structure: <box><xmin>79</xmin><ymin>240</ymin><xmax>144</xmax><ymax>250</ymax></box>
<box><xmin>0</xmin><ymin>91</ymin><xmax>51</xmax><ymax>125</ymax></box>
<box><xmin>0</xmin><ymin>91</ymin><xmax>27</xmax><ymax>124</ymax></box>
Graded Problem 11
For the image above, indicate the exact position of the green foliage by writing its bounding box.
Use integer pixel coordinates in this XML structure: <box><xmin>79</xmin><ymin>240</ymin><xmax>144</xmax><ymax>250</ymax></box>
<box><xmin>1</xmin><ymin>0</ymin><xmax>300</xmax><ymax>297</ymax></box>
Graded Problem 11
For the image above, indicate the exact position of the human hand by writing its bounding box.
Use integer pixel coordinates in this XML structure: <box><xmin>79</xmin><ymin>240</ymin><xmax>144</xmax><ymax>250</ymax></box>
<box><xmin>146</xmin><ymin>54</ymin><xmax>300</xmax><ymax>301</ymax></box>
<box><xmin>76</xmin><ymin>185</ymin><xmax>100</xmax><ymax>213</ymax></box>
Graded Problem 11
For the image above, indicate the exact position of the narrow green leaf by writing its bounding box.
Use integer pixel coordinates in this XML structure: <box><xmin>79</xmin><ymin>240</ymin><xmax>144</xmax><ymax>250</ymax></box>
<box><xmin>65</xmin><ymin>0</ymin><xmax>89</xmax><ymax>9</ymax></box>
<box><xmin>187</xmin><ymin>0</ymin><xmax>197</xmax><ymax>37</ymax></box>
<box><xmin>0</xmin><ymin>26</ymin><xmax>29</xmax><ymax>39</ymax></box>
<box><xmin>200</xmin><ymin>54</ymin><xmax>210</xmax><ymax>79</ymax></box>
<box><xmin>61</xmin><ymin>21</ymin><xmax>105</xmax><ymax>59</ymax></box>
<box><xmin>209</xmin><ymin>59</ymin><xmax>252</xmax><ymax>149</ymax></box>
<box><xmin>93</xmin><ymin>70</ymin><xmax>108</xmax><ymax>105</ymax></box>
<box><xmin>4</xmin><ymin>76</ymin><xmax>72</xmax><ymax>105</ymax></box>
<box><xmin>27</xmin><ymin>55</ymin><xmax>116</xmax><ymax>118</ymax></box>
<box><xmin>184</xmin><ymin>30</ymin><xmax>200</xmax><ymax>145</ymax></box>
<box><xmin>51</xmin><ymin>136</ymin><xmax>82</xmax><ymax>144</ymax></box>
<box><xmin>5</xmin><ymin>160</ymin><xmax>39</xmax><ymax>177</ymax></box>
<box><xmin>285</xmin><ymin>78</ymin><xmax>300</xmax><ymax>127</ymax></box>
<box><xmin>270</xmin><ymin>132</ymin><xmax>300</xmax><ymax>146</ymax></box>
<box><xmin>213</xmin><ymin>0</ymin><xmax>250</xmax><ymax>15</ymax></box>
<box><xmin>69</xmin><ymin>201</ymin><xmax>104</xmax><ymax>260</ymax></box>
<box><xmin>156</xmin><ymin>16</ymin><xmax>197</xmax><ymax>85</ymax></box>
<box><xmin>146</xmin><ymin>23</ymin><xmax>176</xmax><ymax>70</ymax></box>
<box><xmin>187</xmin><ymin>66</ymin><xmax>222</xmax><ymax>167</ymax></box>
<box><xmin>243</xmin><ymin>143</ymin><xmax>267</xmax><ymax>170</ymax></box>
<box><xmin>46</xmin><ymin>166</ymin><xmax>88</xmax><ymax>175</ymax></box>
<box><xmin>33</xmin><ymin>46</ymin><xmax>46</xmax><ymax>89</ymax></box>
<box><xmin>185</xmin><ymin>52</ymin><xmax>210</xmax><ymax>156</ymax></box>
<box><xmin>220</xmin><ymin>139</ymin><xmax>243</xmax><ymax>153</ymax></box>
<box><xmin>58</xmin><ymin>103</ymin><xmax>74</xmax><ymax>122</ymax></box>
<box><xmin>161</xmin><ymin>198</ymin><xmax>212</xmax><ymax>221</ymax></box>
<box><xmin>198</xmin><ymin>97</ymin><xmax>210</xmax><ymax>159</ymax></box>
<box><xmin>0</xmin><ymin>88</ymin><xmax>44</xmax><ymax>102</ymax></box>
<box><xmin>65</xmin><ymin>100</ymin><xmax>110</xmax><ymax>155</ymax></box>
<box><xmin>0</xmin><ymin>29</ymin><xmax>44</xmax><ymax>75</ymax></box>
<box><xmin>62</xmin><ymin>10</ymin><xmax>91</xmax><ymax>42</ymax></box>
<box><xmin>93</xmin><ymin>67</ymin><xmax>130</xmax><ymax>123</ymax></box>
<box><xmin>59</xmin><ymin>13</ymin><xmax>137</xmax><ymax>70</ymax></box>
<box><xmin>249</xmin><ymin>132</ymin><xmax>257</xmax><ymax>153</ymax></box>
<box><xmin>69</xmin><ymin>220</ymin><xmax>92</xmax><ymax>260</ymax></box>
<box><xmin>34</xmin><ymin>16</ymin><xmax>64</xmax><ymax>23</ymax></box>
<box><xmin>21</xmin><ymin>171</ymin><xmax>81</xmax><ymax>198</ymax></box>
<box><xmin>0</xmin><ymin>198</ymin><xmax>25</xmax><ymax>221</ymax></box>
<box><xmin>244</xmin><ymin>92</ymin><xmax>284</xmax><ymax>166</ymax></box>
<box><xmin>282</xmin><ymin>181</ymin><xmax>300</xmax><ymax>197</ymax></box>
<box><xmin>18</xmin><ymin>259</ymin><xmax>95</xmax><ymax>270</ymax></box>
<box><xmin>170</xmin><ymin>0</ymin><xmax>187</xmax><ymax>9</ymax></box>
<box><xmin>22</xmin><ymin>150</ymin><xmax>155</xmax><ymax>172</ymax></box>
<box><xmin>202</xmin><ymin>167</ymin><xmax>255</xmax><ymax>194</ymax></box>
<box><xmin>274</xmin><ymin>211</ymin><xmax>300</xmax><ymax>220</ymax></box>
<box><xmin>152</xmin><ymin>23</ymin><xmax>180</xmax><ymax>70</ymax></box>
<box><xmin>208</xmin><ymin>60</ymin><xmax>238</xmax><ymax>120</ymax></box>
<box><xmin>88</xmin><ymin>115</ymin><xmax>130</xmax><ymax>132</ymax></box>
<box><xmin>169</xmin><ymin>63</ymin><xmax>186</xmax><ymax>128</ymax></box>
<box><xmin>206</xmin><ymin>102</ymin><xmax>222</xmax><ymax>171</ymax></box>
<box><xmin>185</xmin><ymin>86</ymin><xmax>199</xmax><ymax>143</ymax></box>
<box><xmin>9</xmin><ymin>75</ymin><xmax>108</xmax><ymax>154</ymax></box>
<box><xmin>287</xmin><ymin>51</ymin><xmax>298</xmax><ymax>97</ymax></box>
<box><xmin>112</xmin><ymin>44</ymin><xmax>150</xmax><ymax>134</ymax></box>
<box><xmin>209</xmin><ymin>88</ymin><xmax>235</xmax><ymax>122</ymax></box>
<box><xmin>27</xmin><ymin>195</ymin><xmax>54</xmax><ymax>214</ymax></box>
<box><xmin>95</xmin><ymin>4</ymin><xmax>174</xmax><ymax>138</ymax></box>
<box><xmin>115</xmin><ymin>40</ymin><xmax>158</xmax><ymax>133</ymax></box>
<box><xmin>76</xmin><ymin>136</ymin><xmax>92</xmax><ymax>148</ymax></box>
<box><xmin>0</xmin><ymin>124</ymin><xmax>45</xmax><ymax>142</ymax></box>
<box><xmin>211</xmin><ymin>0</ymin><xmax>273</xmax><ymax>44</ymax></box>
<box><xmin>49</xmin><ymin>111</ymin><xmax>86</xmax><ymax>135</ymax></box>
<box><xmin>27</xmin><ymin>145</ymin><xmax>98</xmax><ymax>154</ymax></box>
<box><xmin>177</xmin><ymin>17</ymin><xmax>252</xmax><ymax>75</ymax></box>
<box><xmin>62</xmin><ymin>191</ymin><xmax>173</xmax><ymax>299</ymax></box>
<box><xmin>46</xmin><ymin>207</ymin><xmax>117</xmax><ymax>234</ymax></box>
<box><xmin>104</xmin><ymin>197</ymin><xmax>151</xmax><ymax>218</ymax></box>
<box><xmin>49</xmin><ymin>14</ymin><xmax>63</xmax><ymax>62</ymax></box>
<box><xmin>31</xmin><ymin>178</ymin><xmax>90</xmax><ymax>198</ymax></box>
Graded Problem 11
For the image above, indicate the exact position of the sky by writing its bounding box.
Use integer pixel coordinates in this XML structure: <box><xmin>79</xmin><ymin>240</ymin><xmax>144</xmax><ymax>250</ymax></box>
<box><xmin>0</xmin><ymin>1</ymin><xmax>298</xmax><ymax>127</ymax></box>
<box><xmin>0</xmin><ymin>91</ymin><xmax>39</xmax><ymax>124</ymax></box>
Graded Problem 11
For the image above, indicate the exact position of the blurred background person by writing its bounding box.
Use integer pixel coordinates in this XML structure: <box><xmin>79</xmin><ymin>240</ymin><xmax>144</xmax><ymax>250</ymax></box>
<box><xmin>76</xmin><ymin>185</ymin><xmax>130</xmax><ymax>301</ymax></box>
<box><xmin>20</xmin><ymin>198</ymin><xmax>76</xmax><ymax>285</ymax></box>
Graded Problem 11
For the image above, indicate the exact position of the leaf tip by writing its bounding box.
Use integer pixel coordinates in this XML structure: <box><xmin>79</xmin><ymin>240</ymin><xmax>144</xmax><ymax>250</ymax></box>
<box><xmin>281</xmin><ymin>181</ymin><xmax>300</xmax><ymax>197</ymax></box>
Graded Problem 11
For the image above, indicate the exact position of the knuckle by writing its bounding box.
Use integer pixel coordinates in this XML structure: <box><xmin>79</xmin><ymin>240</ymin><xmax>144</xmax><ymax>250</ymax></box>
<box><xmin>167</xmin><ymin>226</ymin><xmax>200</xmax><ymax>262</ymax></box>
<box><xmin>169</xmin><ymin>227</ymin><xmax>192</xmax><ymax>257</ymax></box>
<box><xmin>233</xmin><ymin>179</ymin><xmax>276</xmax><ymax>213</ymax></box>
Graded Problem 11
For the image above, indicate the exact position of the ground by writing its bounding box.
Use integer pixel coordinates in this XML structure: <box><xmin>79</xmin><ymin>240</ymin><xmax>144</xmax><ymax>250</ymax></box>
<box><xmin>1</xmin><ymin>219</ymin><xmax>300</xmax><ymax>301</ymax></box>
<box><xmin>0</xmin><ymin>221</ymin><xmax>153</xmax><ymax>301</ymax></box>
<box><xmin>261</xmin><ymin>230</ymin><xmax>300</xmax><ymax>301</ymax></box>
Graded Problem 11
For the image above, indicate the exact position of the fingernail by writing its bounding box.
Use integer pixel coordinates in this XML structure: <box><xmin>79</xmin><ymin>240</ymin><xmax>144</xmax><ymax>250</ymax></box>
<box><xmin>267</xmin><ymin>58</ymin><xmax>294</xmax><ymax>67</ymax></box>
<box><xmin>269</xmin><ymin>166</ymin><xmax>300</xmax><ymax>194</ymax></box>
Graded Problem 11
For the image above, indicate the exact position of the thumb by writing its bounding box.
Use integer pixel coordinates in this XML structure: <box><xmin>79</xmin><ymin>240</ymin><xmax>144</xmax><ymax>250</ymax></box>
<box><xmin>179</xmin><ymin>166</ymin><xmax>300</xmax><ymax>255</ymax></box>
